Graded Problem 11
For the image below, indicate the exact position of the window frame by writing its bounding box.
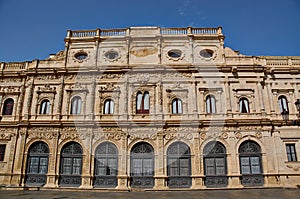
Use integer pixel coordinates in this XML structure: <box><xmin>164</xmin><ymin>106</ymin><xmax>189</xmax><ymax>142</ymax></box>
<box><xmin>239</xmin><ymin>97</ymin><xmax>250</xmax><ymax>113</ymax></box>
<box><xmin>136</xmin><ymin>91</ymin><xmax>150</xmax><ymax>114</ymax></box>
<box><xmin>206</xmin><ymin>95</ymin><xmax>217</xmax><ymax>114</ymax></box>
<box><xmin>70</xmin><ymin>96</ymin><xmax>82</xmax><ymax>115</ymax></box>
<box><xmin>39</xmin><ymin>99</ymin><xmax>51</xmax><ymax>115</ymax></box>
<box><xmin>286</xmin><ymin>144</ymin><xmax>297</xmax><ymax>162</ymax></box>
<box><xmin>103</xmin><ymin>99</ymin><xmax>114</xmax><ymax>115</ymax></box>
<box><xmin>0</xmin><ymin>144</ymin><xmax>6</xmax><ymax>161</ymax></box>
<box><xmin>172</xmin><ymin>98</ymin><xmax>183</xmax><ymax>114</ymax></box>
<box><xmin>2</xmin><ymin>98</ymin><xmax>14</xmax><ymax>115</ymax></box>
<box><xmin>278</xmin><ymin>95</ymin><xmax>289</xmax><ymax>114</ymax></box>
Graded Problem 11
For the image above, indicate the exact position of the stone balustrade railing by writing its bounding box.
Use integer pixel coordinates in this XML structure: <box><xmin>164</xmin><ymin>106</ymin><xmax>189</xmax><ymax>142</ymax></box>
<box><xmin>265</xmin><ymin>57</ymin><xmax>300</xmax><ymax>66</ymax></box>
<box><xmin>66</xmin><ymin>27</ymin><xmax>223</xmax><ymax>39</ymax></box>
<box><xmin>1</xmin><ymin>62</ymin><xmax>28</xmax><ymax>71</ymax></box>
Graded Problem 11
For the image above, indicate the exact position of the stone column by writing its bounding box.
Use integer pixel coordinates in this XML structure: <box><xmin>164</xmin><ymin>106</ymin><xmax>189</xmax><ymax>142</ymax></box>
<box><xmin>227</xmin><ymin>133</ymin><xmax>242</xmax><ymax>188</ymax></box>
<box><xmin>191</xmin><ymin>135</ymin><xmax>204</xmax><ymax>189</ymax></box>
<box><xmin>154</xmin><ymin>133</ymin><xmax>167</xmax><ymax>190</ymax></box>
<box><xmin>224</xmin><ymin>81</ymin><xmax>232</xmax><ymax>115</ymax></box>
<box><xmin>80</xmin><ymin>129</ymin><xmax>93</xmax><ymax>189</ymax></box>
<box><xmin>44</xmin><ymin>130</ymin><xmax>59</xmax><ymax>188</ymax></box>
<box><xmin>10</xmin><ymin>127</ymin><xmax>27</xmax><ymax>186</ymax></box>
<box><xmin>116</xmin><ymin>132</ymin><xmax>129</xmax><ymax>190</ymax></box>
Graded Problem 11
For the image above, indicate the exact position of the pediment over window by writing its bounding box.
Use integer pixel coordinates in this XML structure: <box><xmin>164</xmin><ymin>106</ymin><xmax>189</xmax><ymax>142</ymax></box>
<box><xmin>66</xmin><ymin>83</ymin><xmax>89</xmax><ymax>93</ymax></box>
<box><xmin>36</xmin><ymin>84</ymin><xmax>56</xmax><ymax>94</ymax></box>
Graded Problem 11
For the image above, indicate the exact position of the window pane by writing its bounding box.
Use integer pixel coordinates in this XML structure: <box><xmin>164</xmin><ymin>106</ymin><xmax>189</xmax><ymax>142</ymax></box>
<box><xmin>143</xmin><ymin>158</ymin><xmax>153</xmax><ymax>176</ymax></box>
<box><xmin>180</xmin><ymin>158</ymin><xmax>189</xmax><ymax>176</ymax></box>
<box><xmin>104</xmin><ymin>100</ymin><xmax>110</xmax><ymax>114</ymax></box>
<box><xmin>29</xmin><ymin>157</ymin><xmax>39</xmax><ymax>173</ymax></box>
<box><xmin>215</xmin><ymin>158</ymin><xmax>225</xmax><ymax>175</ymax></box>
<box><xmin>177</xmin><ymin>99</ymin><xmax>182</xmax><ymax>114</ymax></box>
<box><xmin>205</xmin><ymin>158</ymin><xmax>215</xmax><ymax>175</ymax></box>
<box><xmin>39</xmin><ymin>157</ymin><xmax>48</xmax><ymax>174</ymax></box>
<box><xmin>107</xmin><ymin>158</ymin><xmax>117</xmax><ymax>175</ymax></box>
<box><xmin>0</xmin><ymin>145</ymin><xmax>6</xmax><ymax>161</ymax></box>
<box><xmin>172</xmin><ymin>100</ymin><xmax>177</xmax><ymax>114</ymax></box>
<box><xmin>62</xmin><ymin>158</ymin><xmax>72</xmax><ymax>174</ymax></box>
<box><xmin>110</xmin><ymin>100</ymin><xmax>114</xmax><ymax>114</ymax></box>
<box><xmin>136</xmin><ymin>93</ymin><xmax>142</xmax><ymax>110</ymax></box>
<box><xmin>73</xmin><ymin>158</ymin><xmax>82</xmax><ymax>175</ymax></box>
<box><xmin>169</xmin><ymin>159</ymin><xmax>178</xmax><ymax>176</ymax></box>
<box><xmin>144</xmin><ymin>93</ymin><xmax>149</xmax><ymax>110</ymax></box>
<box><xmin>132</xmin><ymin>159</ymin><xmax>142</xmax><ymax>176</ymax></box>
<box><xmin>240</xmin><ymin>157</ymin><xmax>250</xmax><ymax>174</ymax></box>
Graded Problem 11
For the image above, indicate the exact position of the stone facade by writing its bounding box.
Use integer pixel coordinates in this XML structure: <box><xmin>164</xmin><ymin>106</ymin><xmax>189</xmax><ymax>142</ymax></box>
<box><xmin>0</xmin><ymin>26</ymin><xmax>299</xmax><ymax>190</ymax></box>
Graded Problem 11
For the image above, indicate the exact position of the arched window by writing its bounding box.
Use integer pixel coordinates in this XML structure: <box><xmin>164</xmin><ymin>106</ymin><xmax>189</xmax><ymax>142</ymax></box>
<box><xmin>203</xmin><ymin>141</ymin><xmax>227</xmax><ymax>187</ymax></box>
<box><xmin>2</xmin><ymin>98</ymin><xmax>14</xmax><ymax>115</ymax></box>
<box><xmin>103</xmin><ymin>99</ymin><xmax>114</xmax><ymax>114</ymax></box>
<box><xmin>167</xmin><ymin>141</ymin><xmax>191</xmax><ymax>188</ymax></box>
<box><xmin>206</xmin><ymin>95</ymin><xmax>216</xmax><ymax>114</ymax></box>
<box><xmin>172</xmin><ymin>98</ymin><xmax>182</xmax><ymax>114</ymax></box>
<box><xmin>70</xmin><ymin>96</ymin><xmax>82</xmax><ymax>114</ymax></box>
<box><xmin>39</xmin><ymin>99</ymin><xmax>50</xmax><ymax>114</ymax></box>
<box><xmin>25</xmin><ymin>142</ymin><xmax>49</xmax><ymax>185</ymax></box>
<box><xmin>94</xmin><ymin>142</ymin><xmax>118</xmax><ymax>187</ymax></box>
<box><xmin>239</xmin><ymin>141</ymin><xmax>264</xmax><ymax>186</ymax></box>
<box><xmin>239</xmin><ymin>97</ymin><xmax>249</xmax><ymax>113</ymax></box>
<box><xmin>59</xmin><ymin>142</ymin><xmax>83</xmax><ymax>187</ymax></box>
<box><xmin>136</xmin><ymin>91</ymin><xmax>149</xmax><ymax>114</ymax></box>
<box><xmin>278</xmin><ymin>95</ymin><xmax>289</xmax><ymax>114</ymax></box>
<box><xmin>130</xmin><ymin>142</ymin><xmax>154</xmax><ymax>188</ymax></box>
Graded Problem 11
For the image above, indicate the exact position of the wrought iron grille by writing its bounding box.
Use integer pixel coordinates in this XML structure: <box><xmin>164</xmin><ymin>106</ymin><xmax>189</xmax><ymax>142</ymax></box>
<box><xmin>167</xmin><ymin>142</ymin><xmax>191</xmax><ymax>188</ymax></box>
<box><xmin>25</xmin><ymin>142</ymin><xmax>49</xmax><ymax>186</ymax></box>
<box><xmin>94</xmin><ymin>142</ymin><xmax>118</xmax><ymax>187</ymax></box>
<box><xmin>239</xmin><ymin>141</ymin><xmax>264</xmax><ymax>186</ymax></box>
<box><xmin>130</xmin><ymin>142</ymin><xmax>154</xmax><ymax>188</ymax></box>
<box><xmin>59</xmin><ymin>142</ymin><xmax>83</xmax><ymax>187</ymax></box>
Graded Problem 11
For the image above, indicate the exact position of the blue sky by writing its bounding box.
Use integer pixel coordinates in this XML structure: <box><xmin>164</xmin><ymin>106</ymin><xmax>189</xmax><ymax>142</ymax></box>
<box><xmin>0</xmin><ymin>0</ymin><xmax>299</xmax><ymax>62</ymax></box>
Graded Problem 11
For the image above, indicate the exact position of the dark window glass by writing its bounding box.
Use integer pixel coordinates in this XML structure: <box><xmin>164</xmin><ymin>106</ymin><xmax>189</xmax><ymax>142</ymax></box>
<box><xmin>286</xmin><ymin>144</ymin><xmax>297</xmax><ymax>162</ymax></box>
<box><xmin>239</xmin><ymin>98</ymin><xmax>249</xmax><ymax>113</ymax></box>
<box><xmin>60</xmin><ymin>142</ymin><xmax>83</xmax><ymax>175</ymax></box>
<box><xmin>2</xmin><ymin>98</ymin><xmax>14</xmax><ymax>115</ymax></box>
<box><xmin>95</xmin><ymin>142</ymin><xmax>118</xmax><ymax>176</ymax></box>
<box><xmin>200</xmin><ymin>49</ymin><xmax>214</xmax><ymax>58</ymax></box>
<box><xmin>27</xmin><ymin>142</ymin><xmax>49</xmax><ymax>174</ymax></box>
<box><xmin>204</xmin><ymin>142</ymin><xmax>227</xmax><ymax>176</ymax></box>
<box><xmin>167</xmin><ymin>142</ymin><xmax>191</xmax><ymax>176</ymax></box>
<box><xmin>168</xmin><ymin>50</ymin><xmax>182</xmax><ymax>58</ymax></box>
<box><xmin>0</xmin><ymin>145</ymin><xmax>6</xmax><ymax>161</ymax></box>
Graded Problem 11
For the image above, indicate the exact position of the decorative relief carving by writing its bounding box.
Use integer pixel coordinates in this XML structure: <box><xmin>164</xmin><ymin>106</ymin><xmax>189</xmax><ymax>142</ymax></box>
<box><xmin>0</xmin><ymin>86</ymin><xmax>20</xmax><ymax>94</ymax></box>
<box><xmin>66</xmin><ymin>83</ymin><xmax>88</xmax><ymax>92</ymax></box>
<box><xmin>136</xmin><ymin>73</ymin><xmax>150</xmax><ymax>84</ymax></box>
<box><xmin>164</xmin><ymin>132</ymin><xmax>193</xmax><ymax>140</ymax></box>
<box><xmin>46</xmin><ymin>50</ymin><xmax>66</xmax><ymax>61</ymax></box>
<box><xmin>235</xmin><ymin>132</ymin><xmax>242</xmax><ymax>139</ymax></box>
<box><xmin>99</xmin><ymin>83</ymin><xmax>120</xmax><ymax>92</ymax></box>
<box><xmin>199</xmin><ymin>131</ymin><xmax>228</xmax><ymax>140</ymax></box>
<box><xmin>28</xmin><ymin>132</ymin><xmax>58</xmax><ymax>139</ymax></box>
<box><xmin>0</xmin><ymin>78</ymin><xmax>22</xmax><ymax>83</ymax></box>
<box><xmin>286</xmin><ymin>163</ymin><xmax>300</xmax><ymax>171</ymax></box>
<box><xmin>94</xmin><ymin>127</ymin><xmax>125</xmax><ymax>141</ymax></box>
<box><xmin>36</xmin><ymin>74</ymin><xmax>61</xmax><ymax>81</ymax></box>
<box><xmin>0</xmin><ymin>162</ymin><xmax>7</xmax><ymax>169</ymax></box>
<box><xmin>37</xmin><ymin>84</ymin><xmax>56</xmax><ymax>93</ymax></box>
<box><xmin>0</xmin><ymin>128</ymin><xmax>16</xmax><ymax>140</ymax></box>
<box><xmin>96</xmin><ymin>73</ymin><xmax>123</xmax><ymax>80</ymax></box>
<box><xmin>130</xmin><ymin>47</ymin><xmax>158</xmax><ymax>57</ymax></box>
<box><xmin>60</xmin><ymin>127</ymin><xmax>92</xmax><ymax>140</ymax></box>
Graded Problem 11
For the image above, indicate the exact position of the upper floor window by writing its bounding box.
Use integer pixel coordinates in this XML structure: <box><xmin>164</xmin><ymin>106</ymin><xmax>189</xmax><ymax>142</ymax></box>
<box><xmin>136</xmin><ymin>91</ymin><xmax>149</xmax><ymax>114</ymax></box>
<box><xmin>239</xmin><ymin>98</ymin><xmax>249</xmax><ymax>113</ymax></box>
<box><xmin>39</xmin><ymin>99</ymin><xmax>50</xmax><ymax>115</ymax></box>
<box><xmin>278</xmin><ymin>96</ymin><xmax>289</xmax><ymax>114</ymax></box>
<box><xmin>206</xmin><ymin>95</ymin><xmax>216</xmax><ymax>114</ymax></box>
<box><xmin>70</xmin><ymin>96</ymin><xmax>82</xmax><ymax>115</ymax></box>
<box><xmin>172</xmin><ymin>98</ymin><xmax>182</xmax><ymax>114</ymax></box>
<box><xmin>2</xmin><ymin>98</ymin><xmax>14</xmax><ymax>115</ymax></box>
<box><xmin>286</xmin><ymin>144</ymin><xmax>297</xmax><ymax>162</ymax></box>
<box><xmin>0</xmin><ymin>144</ymin><xmax>6</xmax><ymax>161</ymax></box>
<box><xmin>103</xmin><ymin>99</ymin><xmax>114</xmax><ymax>114</ymax></box>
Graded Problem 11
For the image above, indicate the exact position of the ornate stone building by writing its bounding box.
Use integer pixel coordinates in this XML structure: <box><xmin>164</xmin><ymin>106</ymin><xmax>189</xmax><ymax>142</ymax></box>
<box><xmin>0</xmin><ymin>26</ymin><xmax>299</xmax><ymax>190</ymax></box>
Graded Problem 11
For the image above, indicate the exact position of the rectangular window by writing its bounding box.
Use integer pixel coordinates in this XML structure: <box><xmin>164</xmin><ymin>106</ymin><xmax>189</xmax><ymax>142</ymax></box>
<box><xmin>286</xmin><ymin>144</ymin><xmax>297</xmax><ymax>162</ymax></box>
<box><xmin>0</xmin><ymin>145</ymin><xmax>6</xmax><ymax>161</ymax></box>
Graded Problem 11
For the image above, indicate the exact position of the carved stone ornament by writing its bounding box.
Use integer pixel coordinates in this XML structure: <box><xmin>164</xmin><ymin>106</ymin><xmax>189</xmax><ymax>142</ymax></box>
<box><xmin>99</xmin><ymin>83</ymin><xmax>120</xmax><ymax>92</ymax></box>
<box><xmin>0</xmin><ymin>78</ymin><xmax>22</xmax><ymax>83</ymax></box>
<box><xmin>66</xmin><ymin>83</ymin><xmax>88</xmax><ymax>92</ymax></box>
<box><xmin>60</xmin><ymin>127</ymin><xmax>92</xmax><ymax>140</ymax></box>
<box><xmin>286</xmin><ymin>163</ymin><xmax>300</xmax><ymax>171</ymax></box>
<box><xmin>28</xmin><ymin>132</ymin><xmax>58</xmax><ymax>139</ymax></box>
<box><xmin>0</xmin><ymin>162</ymin><xmax>7</xmax><ymax>169</ymax></box>
<box><xmin>136</xmin><ymin>73</ymin><xmax>150</xmax><ymax>84</ymax></box>
<box><xmin>255</xmin><ymin>131</ymin><xmax>262</xmax><ymax>139</ymax></box>
<box><xmin>199</xmin><ymin>131</ymin><xmax>228</xmax><ymax>140</ymax></box>
<box><xmin>94</xmin><ymin>132</ymin><xmax>123</xmax><ymax>141</ymax></box>
<box><xmin>0</xmin><ymin>128</ymin><xmax>16</xmax><ymax>140</ymax></box>
<box><xmin>129</xmin><ymin>132</ymin><xmax>157</xmax><ymax>141</ymax></box>
<box><xmin>164</xmin><ymin>132</ymin><xmax>193</xmax><ymax>140</ymax></box>
<box><xmin>37</xmin><ymin>84</ymin><xmax>56</xmax><ymax>93</ymax></box>
<box><xmin>235</xmin><ymin>132</ymin><xmax>242</xmax><ymax>139</ymax></box>
<box><xmin>36</xmin><ymin>74</ymin><xmax>61</xmax><ymax>81</ymax></box>
<box><xmin>46</xmin><ymin>50</ymin><xmax>66</xmax><ymax>61</ymax></box>
<box><xmin>0</xmin><ymin>86</ymin><xmax>20</xmax><ymax>94</ymax></box>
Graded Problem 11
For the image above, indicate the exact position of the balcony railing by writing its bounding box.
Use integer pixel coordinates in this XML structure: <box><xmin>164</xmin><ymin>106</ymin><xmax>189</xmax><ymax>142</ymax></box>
<box><xmin>66</xmin><ymin>27</ymin><xmax>223</xmax><ymax>39</ymax></box>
